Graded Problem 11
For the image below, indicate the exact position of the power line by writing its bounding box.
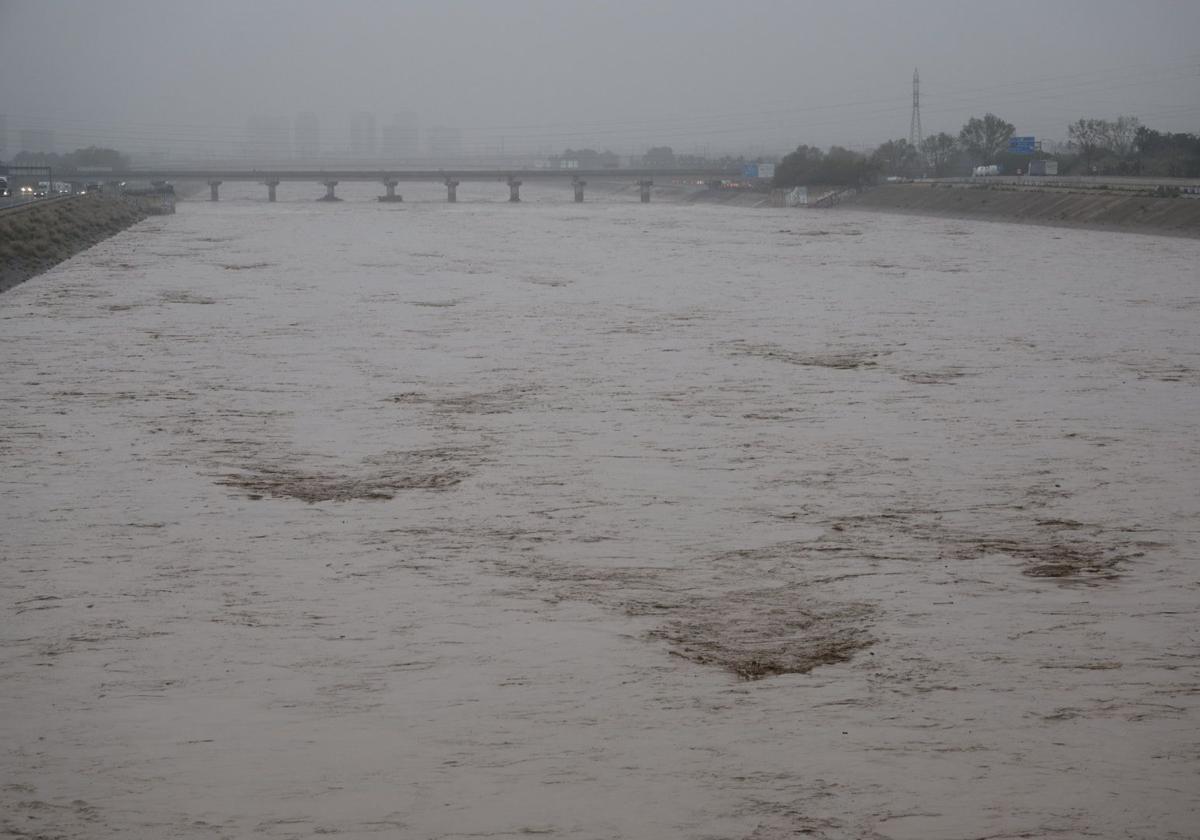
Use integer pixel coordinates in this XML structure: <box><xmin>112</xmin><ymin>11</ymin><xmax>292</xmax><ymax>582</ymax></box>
<box><xmin>4</xmin><ymin>63</ymin><xmax>1196</xmax><ymax>158</ymax></box>
<box><xmin>6</xmin><ymin>59</ymin><xmax>1195</xmax><ymax>141</ymax></box>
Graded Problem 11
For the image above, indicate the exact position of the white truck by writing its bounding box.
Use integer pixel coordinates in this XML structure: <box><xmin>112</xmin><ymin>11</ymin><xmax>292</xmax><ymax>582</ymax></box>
<box><xmin>1026</xmin><ymin>160</ymin><xmax>1059</xmax><ymax>176</ymax></box>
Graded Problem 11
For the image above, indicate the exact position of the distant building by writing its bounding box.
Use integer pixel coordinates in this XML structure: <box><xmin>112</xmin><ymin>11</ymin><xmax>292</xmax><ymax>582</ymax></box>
<box><xmin>294</xmin><ymin>111</ymin><xmax>320</xmax><ymax>160</ymax></box>
<box><xmin>19</xmin><ymin>128</ymin><xmax>55</xmax><ymax>155</ymax></box>
<box><xmin>350</xmin><ymin>112</ymin><xmax>377</xmax><ymax>159</ymax></box>
<box><xmin>244</xmin><ymin>115</ymin><xmax>290</xmax><ymax>162</ymax></box>
<box><xmin>427</xmin><ymin>125</ymin><xmax>463</xmax><ymax>159</ymax></box>
<box><xmin>381</xmin><ymin>111</ymin><xmax>419</xmax><ymax>159</ymax></box>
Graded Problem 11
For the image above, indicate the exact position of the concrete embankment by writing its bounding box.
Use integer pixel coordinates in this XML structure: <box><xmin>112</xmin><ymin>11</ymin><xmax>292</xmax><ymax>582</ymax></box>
<box><xmin>837</xmin><ymin>182</ymin><xmax>1200</xmax><ymax>237</ymax></box>
<box><xmin>0</xmin><ymin>195</ymin><xmax>165</xmax><ymax>293</ymax></box>
<box><xmin>685</xmin><ymin>187</ymin><xmax>773</xmax><ymax>208</ymax></box>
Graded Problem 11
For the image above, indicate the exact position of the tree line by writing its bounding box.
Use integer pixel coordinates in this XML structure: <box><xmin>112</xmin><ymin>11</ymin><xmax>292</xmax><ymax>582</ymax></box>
<box><xmin>5</xmin><ymin>146</ymin><xmax>132</xmax><ymax>175</ymax></box>
<box><xmin>773</xmin><ymin>114</ymin><xmax>1200</xmax><ymax>187</ymax></box>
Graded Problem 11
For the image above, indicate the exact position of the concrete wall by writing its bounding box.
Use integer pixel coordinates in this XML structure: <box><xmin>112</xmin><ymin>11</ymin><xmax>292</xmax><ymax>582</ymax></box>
<box><xmin>838</xmin><ymin>183</ymin><xmax>1200</xmax><ymax>237</ymax></box>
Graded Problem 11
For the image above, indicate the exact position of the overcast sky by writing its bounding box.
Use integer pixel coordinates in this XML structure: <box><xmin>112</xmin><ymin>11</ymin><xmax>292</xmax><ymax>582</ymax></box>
<box><xmin>1</xmin><ymin>0</ymin><xmax>1197</xmax><ymax>160</ymax></box>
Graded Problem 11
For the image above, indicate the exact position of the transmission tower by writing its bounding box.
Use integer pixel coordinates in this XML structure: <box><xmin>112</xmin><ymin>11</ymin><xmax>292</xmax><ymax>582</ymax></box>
<box><xmin>909</xmin><ymin>67</ymin><xmax>923</xmax><ymax>151</ymax></box>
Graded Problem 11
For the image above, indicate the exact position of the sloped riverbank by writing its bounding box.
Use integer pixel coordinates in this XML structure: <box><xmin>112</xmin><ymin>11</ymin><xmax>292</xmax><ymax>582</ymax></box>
<box><xmin>838</xmin><ymin>181</ymin><xmax>1200</xmax><ymax>236</ymax></box>
<box><xmin>0</xmin><ymin>195</ymin><xmax>166</xmax><ymax>293</ymax></box>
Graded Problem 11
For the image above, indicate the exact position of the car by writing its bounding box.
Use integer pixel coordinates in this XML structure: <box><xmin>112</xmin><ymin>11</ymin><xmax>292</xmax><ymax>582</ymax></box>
<box><xmin>0</xmin><ymin>177</ymin><xmax>8</xmax><ymax>197</ymax></box>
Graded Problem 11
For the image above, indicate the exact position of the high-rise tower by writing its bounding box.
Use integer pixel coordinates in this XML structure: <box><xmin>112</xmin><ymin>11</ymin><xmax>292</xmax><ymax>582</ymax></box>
<box><xmin>909</xmin><ymin>67</ymin><xmax>923</xmax><ymax>151</ymax></box>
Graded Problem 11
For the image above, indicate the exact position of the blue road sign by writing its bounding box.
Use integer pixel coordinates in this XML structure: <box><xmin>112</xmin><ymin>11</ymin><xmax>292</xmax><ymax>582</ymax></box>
<box><xmin>1009</xmin><ymin>136</ymin><xmax>1036</xmax><ymax>154</ymax></box>
<box><xmin>742</xmin><ymin>164</ymin><xmax>759</xmax><ymax>179</ymax></box>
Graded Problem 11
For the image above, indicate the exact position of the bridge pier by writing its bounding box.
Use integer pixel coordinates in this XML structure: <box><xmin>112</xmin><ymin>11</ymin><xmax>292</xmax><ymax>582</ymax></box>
<box><xmin>319</xmin><ymin>180</ymin><xmax>340</xmax><ymax>202</ymax></box>
<box><xmin>379</xmin><ymin>178</ymin><xmax>402</xmax><ymax>202</ymax></box>
<box><xmin>638</xmin><ymin>179</ymin><xmax>653</xmax><ymax>203</ymax></box>
<box><xmin>265</xmin><ymin>178</ymin><xmax>280</xmax><ymax>202</ymax></box>
<box><xmin>208</xmin><ymin>180</ymin><xmax>222</xmax><ymax>201</ymax></box>
<box><xmin>444</xmin><ymin>178</ymin><xmax>460</xmax><ymax>203</ymax></box>
<box><xmin>573</xmin><ymin>177</ymin><xmax>587</xmax><ymax>203</ymax></box>
<box><xmin>507</xmin><ymin>177</ymin><xmax>522</xmax><ymax>203</ymax></box>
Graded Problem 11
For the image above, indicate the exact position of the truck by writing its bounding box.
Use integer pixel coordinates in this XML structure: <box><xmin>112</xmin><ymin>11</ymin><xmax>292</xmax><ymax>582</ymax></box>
<box><xmin>1026</xmin><ymin>159</ymin><xmax>1059</xmax><ymax>176</ymax></box>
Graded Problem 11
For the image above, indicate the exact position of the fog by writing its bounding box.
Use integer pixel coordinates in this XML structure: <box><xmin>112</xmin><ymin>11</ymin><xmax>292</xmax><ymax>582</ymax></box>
<box><xmin>3</xmin><ymin>3</ymin><xmax>1200</xmax><ymax>839</ymax></box>
<box><xmin>0</xmin><ymin>0</ymin><xmax>1197</xmax><ymax>161</ymax></box>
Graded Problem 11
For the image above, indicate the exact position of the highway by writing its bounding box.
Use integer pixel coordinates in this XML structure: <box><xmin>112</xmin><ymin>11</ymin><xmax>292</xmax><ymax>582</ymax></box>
<box><xmin>929</xmin><ymin>174</ymin><xmax>1200</xmax><ymax>193</ymax></box>
<box><xmin>0</xmin><ymin>194</ymin><xmax>55</xmax><ymax>211</ymax></box>
<box><xmin>0</xmin><ymin>193</ymin><xmax>79</xmax><ymax>216</ymax></box>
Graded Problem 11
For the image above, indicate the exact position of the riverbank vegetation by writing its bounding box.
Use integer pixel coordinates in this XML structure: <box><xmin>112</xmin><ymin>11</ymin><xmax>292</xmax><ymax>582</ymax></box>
<box><xmin>773</xmin><ymin>114</ymin><xmax>1200</xmax><ymax>188</ymax></box>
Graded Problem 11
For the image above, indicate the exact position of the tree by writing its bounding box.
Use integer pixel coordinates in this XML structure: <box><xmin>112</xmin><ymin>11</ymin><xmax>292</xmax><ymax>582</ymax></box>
<box><xmin>773</xmin><ymin>145</ymin><xmax>873</xmax><ymax>187</ymax></box>
<box><xmin>920</xmin><ymin>132</ymin><xmax>958</xmax><ymax>176</ymax></box>
<box><xmin>773</xmin><ymin>145</ymin><xmax>824</xmax><ymax>187</ymax></box>
<box><xmin>1102</xmin><ymin>116</ymin><xmax>1141</xmax><ymax>160</ymax></box>
<box><xmin>1134</xmin><ymin>127</ymin><xmax>1200</xmax><ymax>177</ymax></box>
<box><xmin>69</xmin><ymin>146</ymin><xmax>131</xmax><ymax>171</ymax></box>
<box><xmin>1067</xmin><ymin>118</ymin><xmax>1109</xmax><ymax>170</ymax></box>
<box><xmin>1063</xmin><ymin>116</ymin><xmax>1142</xmax><ymax>174</ymax></box>
<box><xmin>12</xmin><ymin>146</ymin><xmax>130</xmax><ymax>174</ymax></box>
<box><xmin>959</xmin><ymin>114</ymin><xmax>1015</xmax><ymax>164</ymax></box>
<box><xmin>817</xmin><ymin>146</ymin><xmax>874</xmax><ymax>186</ymax></box>
<box><xmin>870</xmin><ymin>138</ymin><xmax>920</xmax><ymax>177</ymax></box>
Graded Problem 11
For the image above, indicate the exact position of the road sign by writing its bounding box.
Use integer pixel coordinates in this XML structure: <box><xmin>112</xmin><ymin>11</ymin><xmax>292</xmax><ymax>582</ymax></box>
<box><xmin>741</xmin><ymin>163</ymin><xmax>774</xmax><ymax>179</ymax></box>
<box><xmin>1009</xmin><ymin>136</ymin><xmax>1036</xmax><ymax>154</ymax></box>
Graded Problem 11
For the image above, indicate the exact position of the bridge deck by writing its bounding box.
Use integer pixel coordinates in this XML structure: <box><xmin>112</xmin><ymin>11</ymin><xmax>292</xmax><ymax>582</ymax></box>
<box><xmin>111</xmin><ymin>168</ymin><xmax>739</xmax><ymax>182</ymax></box>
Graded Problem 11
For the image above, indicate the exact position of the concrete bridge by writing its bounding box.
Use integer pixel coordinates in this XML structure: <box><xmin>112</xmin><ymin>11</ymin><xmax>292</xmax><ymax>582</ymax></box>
<box><xmin>115</xmin><ymin>167</ymin><xmax>740</xmax><ymax>204</ymax></box>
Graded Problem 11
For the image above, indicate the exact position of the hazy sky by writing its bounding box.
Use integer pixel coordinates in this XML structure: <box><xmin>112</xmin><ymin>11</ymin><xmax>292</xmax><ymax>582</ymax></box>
<box><xmin>1</xmin><ymin>0</ymin><xmax>1197</xmax><ymax>160</ymax></box>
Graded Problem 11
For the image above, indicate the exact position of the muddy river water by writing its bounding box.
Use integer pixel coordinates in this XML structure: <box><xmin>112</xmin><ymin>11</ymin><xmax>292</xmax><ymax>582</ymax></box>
<box><xmin>2</xmin><ymin>182</ymin><xmax>1197</xmax><ymax>838</ymax></box>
